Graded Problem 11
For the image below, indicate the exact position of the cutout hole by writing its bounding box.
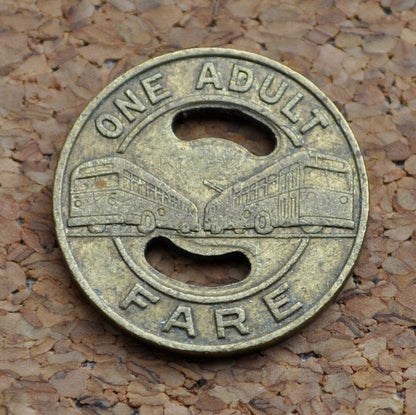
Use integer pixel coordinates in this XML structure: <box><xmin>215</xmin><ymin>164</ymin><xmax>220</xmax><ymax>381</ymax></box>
<box><xmin>173</xmin><ymin>108</ymin><xmax>277</xmax><ymax>156</ymax></box>
<box><xmin>145</xmin><ymin>237</ymin><xmax>251</xmax><ymax>287</ymax></box>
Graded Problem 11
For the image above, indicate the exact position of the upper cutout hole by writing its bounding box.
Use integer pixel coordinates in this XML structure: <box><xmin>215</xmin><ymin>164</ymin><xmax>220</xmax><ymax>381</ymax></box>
<box><xmin>145</xmin><ymin>237</ymin><xmax>250</xmax><ymax>287</ymax></box>
<box><xmin>172</xmin><ymin>108</ymin><xmax>277</xmax><ymax>156</ymax></box>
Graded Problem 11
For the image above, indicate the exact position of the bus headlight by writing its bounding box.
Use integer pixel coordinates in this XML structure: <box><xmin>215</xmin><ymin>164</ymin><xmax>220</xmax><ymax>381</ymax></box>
<box><xmin>108</xmin><ymin>196</ymin><xmax>116</xmax><ymax>206</ymax></box>
<box><xmin>340</xmin><ymin>196</ymin><xmax>348</xmax><ymax>204</ymax></box>
<box><xmin>74</xmin><ymin>199</ymin><xmax>82</xmax><ymax>207</ymax></box>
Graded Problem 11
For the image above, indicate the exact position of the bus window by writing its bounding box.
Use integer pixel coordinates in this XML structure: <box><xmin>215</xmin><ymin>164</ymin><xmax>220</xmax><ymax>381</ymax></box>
<box><xmin>156</xmin><ymin>187</ymin><xmax>163</xmax><ymax>202</ymax></box>
<box><xmin>288</xmin><ymin>169</ymin><xmax>298</xmax><ymax>190</ymax></box>
<box><xmin>138</xmin><ymin>180</ymin><xmax>146</xmax><ymax>196</ymax></box>
<box><xmin>279</xmin><ymin>173</ymin><xmax>287</xmax><ymax>192</ymax></box>
<box><xmin>74</xmin><ymin>176</ymin><xmax>95</xmax><ymax>191</ymax></box>
<box><xmin>304</xmin><ymin>167</ymin><xmax>350</xmax><ymax>191</ymax></box>
<box><xmin>170</xmin><ymin>194</ymin><xmax>178</xmax><ymax>208</ymax></box>
<box><xmin>94</xmin><ymin>173</ymin><xmax>119</xmax><ymax>189</ymax></box>
<box><xmin>330</xmin><ymin>171</ymin><xmax>350</xmax><ymax>191</ymax></box>
<box><xmin>268</xmin><ymin>175</ymin><xmax>277</xmax><ymax>195</ymax></box>
<box><xmin>122</xmin><ymin>171</ymin><xmax>132</xmax><ymax>190</ymax></box>
<box><xmin>258</xmin><ymin>178</ymin><xmax>267</xmax><ymax>198</ymax></box>
<box><xmin>248</xmin><ymin>183</ymin><xmax>257</xmax><ymax>202</ymax></box>
<box><xmin>287</xmin><ymin>171</ymin><xmax>293</xmax><ymax>190</ymax></box>
<box><xmin>289</xmin><ymin>172</ymin><xmax>295</xmax><ymax>189</ymax></box>
<box><xmin>240</xmin><ymin>187</ymin><xmax>248</xmax><ymax>205</ymax></box>
<box><xmin>148</xmin><ymin>183</ymin><xmax>155</xmax><ymax>199</ymax></box>
<box><xmin>132</xmin><ymin>177</ymin><xmax>140</xmax><ymax>194</ymax></box>
<box><xmin>164</xmin><ymin>191</ymin><xmax>170</xmax><ymax>205</ymax></box>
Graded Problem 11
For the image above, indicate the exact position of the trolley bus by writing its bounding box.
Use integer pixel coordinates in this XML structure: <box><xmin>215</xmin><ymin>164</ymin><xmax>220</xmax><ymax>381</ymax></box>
<box><xmin>68</xmin><ymin>157</ymin><xmax>199</xmax><ymax>234</ymax></box>
<box><xmin>204</xmin><ymin>150</ymin><xmax>354</xmax><ymax>234</ymax></box>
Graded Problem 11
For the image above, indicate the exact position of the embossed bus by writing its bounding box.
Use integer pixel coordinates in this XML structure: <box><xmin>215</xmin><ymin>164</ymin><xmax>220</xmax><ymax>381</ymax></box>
<box><xmin>204</xmin><ymin>150</ymin><xmax>354</xmax><ymax>234</ymax></box>
<box><xmin>68</xmin><ymin>157</ymin><xmax>199</xmax><ymax>234</ymax></box>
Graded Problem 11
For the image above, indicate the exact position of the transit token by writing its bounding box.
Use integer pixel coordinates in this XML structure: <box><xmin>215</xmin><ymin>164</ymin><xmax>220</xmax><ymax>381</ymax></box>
<box><xmin>54</xmin><ymin>48</ymin><xmax>368</xmax><ymax>354</ymax></box>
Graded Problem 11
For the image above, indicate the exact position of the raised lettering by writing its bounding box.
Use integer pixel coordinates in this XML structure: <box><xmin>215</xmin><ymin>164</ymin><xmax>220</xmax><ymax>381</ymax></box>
<box><xmin>141</xmin><ymin>73</ymin><xmax>171</xmax><ymax>105</ymax></box>
<box><xmin>215</xmin><ymin>307</ymin><xmax>250</xmax><ymax>339</ymax></box>
<box><xmin>95</xmin><ymin>113</ymin><xmax>124</xmax><ymax>138</ymax></box>
<box><xmin>263</xmin><ymin>282</ymin><xmax>302</xmax><ymax>322</ymax></box>
<box><xmin>281</xmin><ymin>92</ymin><xmax>304</xmax><ymax>123</ymax></box>
<box><xmin>300</xmin><ymin>108</ymin><xmax>330</xmax><ymax>134</ymax></box>
<box><xmin>119</xmin><ymin>283</ymin><xmax>160</xmax><ymax>310</ymax></box>
<box><xmin>196</xmin><ymin>62</ymin><xmax>223</xmax><ymax>90</ymax></box>
<box><xmin>259</xmin><ymin>75</ymin><xmax>288</xmax><ymax>104</ymax></box>
<box><xmin>114</xmin><ymin>89</ymin><xmax>146</xmax><ymax>122</ymax></box>
<box><xmin>229</xmin><ymin>64</ymin><xmax>253</xmax><ymax>92</ymax></box>
<box><xmin>162</xmin><ymin>306</ymin><xmax>196</xmax><ymax>338</ymax></box>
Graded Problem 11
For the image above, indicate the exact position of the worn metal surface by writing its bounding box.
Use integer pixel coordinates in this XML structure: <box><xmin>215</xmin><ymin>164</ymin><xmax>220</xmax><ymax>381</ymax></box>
<box><xmin>53</xmin><ymin>48</ymin><xmax>368</xmax><ymax>355</ymax></box>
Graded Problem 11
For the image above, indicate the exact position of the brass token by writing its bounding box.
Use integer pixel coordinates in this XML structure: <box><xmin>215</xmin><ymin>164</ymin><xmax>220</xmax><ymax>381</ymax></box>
<box><xmin>54</xmin><ymin>48</ymin><xmax>368</xmax><ymax>355</ymax></box>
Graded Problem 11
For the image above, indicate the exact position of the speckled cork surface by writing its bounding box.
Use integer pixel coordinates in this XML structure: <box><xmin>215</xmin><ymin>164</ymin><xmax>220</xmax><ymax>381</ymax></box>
<box><xmin>1</xmin><ymin>0</ymin><xmax>416</xmax><ymax>414</ymax></box>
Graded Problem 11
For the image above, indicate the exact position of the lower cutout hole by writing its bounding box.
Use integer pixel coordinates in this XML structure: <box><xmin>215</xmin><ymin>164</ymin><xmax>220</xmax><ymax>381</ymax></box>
<box><xmin>145</xmin><ymin>237</ymin><xmax>251</xmax><ymax>287</ymax></box>
<box><xmin>173</xmin><ymin>108</ymin><xmax>277</xmax><ymax>156</ymax></box>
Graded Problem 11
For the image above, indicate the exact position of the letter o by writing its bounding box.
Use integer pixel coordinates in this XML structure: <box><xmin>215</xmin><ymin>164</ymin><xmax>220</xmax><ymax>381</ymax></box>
<box><xmin>95</xmin><ymin>113</ymin><xmax>124</xmax><ymax>138</ymax></box>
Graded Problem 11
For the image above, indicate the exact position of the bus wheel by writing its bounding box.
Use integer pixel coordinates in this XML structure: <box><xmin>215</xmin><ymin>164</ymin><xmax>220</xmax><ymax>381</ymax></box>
<box><xmin>254</xmin><ymin>212</ymin><xmax>273</xmax><ymax>234</ymax></box>
<box><xmin>88</xmin><ymin>225</ymin><xmax>105</xmax><ymax>233</ymax></box>
<box><xmin>138</xmin><ymin>211</ymin><xmax>156</xmax><ymax>234</ymax></box>
<box><xmin>302</xmin><ymin>225</ymin><xmax>323</xmax><ymax>234</ymax></box>
<box><xmin>210</xmin><ymin>222</ymin><xmax>223</xmax><ymax>234</ymax></box>
<box><xmin>179</xmin><ymin>222</ymin><xmax>191</xmax><ymax>234</ymax></box>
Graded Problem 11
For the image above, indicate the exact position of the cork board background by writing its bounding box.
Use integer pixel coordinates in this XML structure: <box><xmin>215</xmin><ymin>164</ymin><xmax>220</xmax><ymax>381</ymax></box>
<box><xmin>1</xmin><ymin>0</ymin><xmax>416</xmax><ymax>414</ymax></box>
